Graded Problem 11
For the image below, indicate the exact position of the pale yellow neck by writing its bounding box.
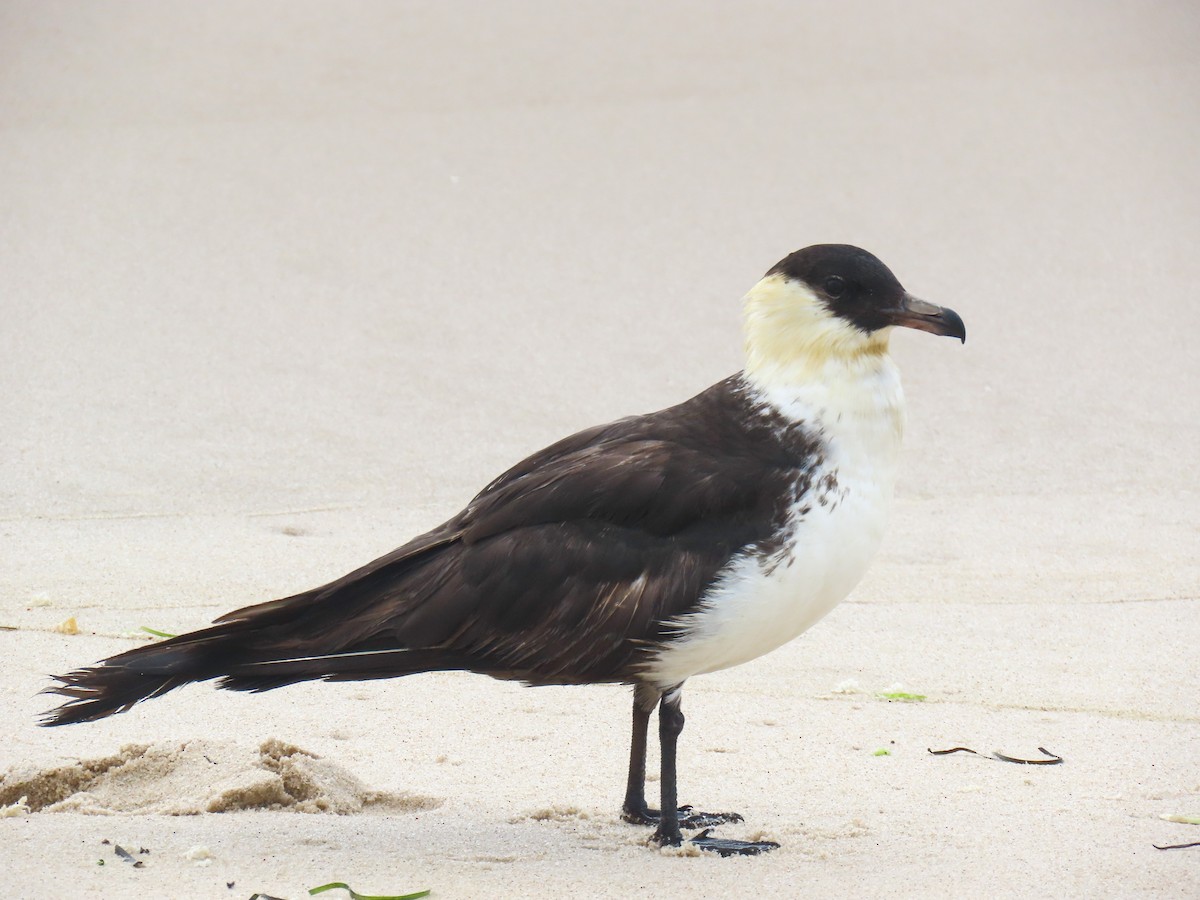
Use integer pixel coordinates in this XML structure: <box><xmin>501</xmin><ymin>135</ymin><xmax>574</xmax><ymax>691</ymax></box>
<box><xmin>741</xmin><ymin>273</ymin><xmax>893</xmax><ymax>389</ymax></box>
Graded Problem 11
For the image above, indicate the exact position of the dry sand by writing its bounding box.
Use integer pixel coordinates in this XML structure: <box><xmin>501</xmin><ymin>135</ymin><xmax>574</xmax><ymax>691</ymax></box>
<box><xmin>2</xmin><ymin>1</ymin><xmax>1198</xmax><ymax>897</ymax></box>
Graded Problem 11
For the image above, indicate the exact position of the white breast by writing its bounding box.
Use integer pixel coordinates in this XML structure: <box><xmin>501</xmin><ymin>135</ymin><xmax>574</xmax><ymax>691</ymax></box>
<box><xmin>647</xmin><ymin>357</ymin><xmax>905</xmax><ymax>690</ymax></box>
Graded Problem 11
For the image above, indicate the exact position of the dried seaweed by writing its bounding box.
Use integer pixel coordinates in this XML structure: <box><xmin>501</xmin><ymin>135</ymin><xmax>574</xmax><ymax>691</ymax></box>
<box><xmin>992</xmin><ymin>747</ymin><xmax>1063</xmax><ymax>765</ymax></box>
<box><xmin>928</xmin><ymin>746</ymin><xmax>1063</xmax><ymax>765</ymax></box>
<box><xmin>309</xmin><ymin>882</ymin><xmax>431</xmax><ymax>900</ymax></box>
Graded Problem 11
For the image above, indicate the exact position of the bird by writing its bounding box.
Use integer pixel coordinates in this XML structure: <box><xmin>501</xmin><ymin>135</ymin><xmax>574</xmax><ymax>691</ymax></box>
<box><xmin>43</xmin><ymin>243</ymin><xmax>964</xmax><ymax>856</ymax></box>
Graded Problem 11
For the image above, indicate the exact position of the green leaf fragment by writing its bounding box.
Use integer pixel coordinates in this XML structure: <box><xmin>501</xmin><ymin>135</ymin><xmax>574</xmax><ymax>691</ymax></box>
<box><xmin>876</xmin><ymin>691</ymin><xmax>926</xmax><ymax>702</ymax></box>
<box><xmin>1160</xmin><ymin>814</ymin><xmax>1200</xmax><ymax>825</ymax></box>
<box><xmin>309</xmin><ymin>882</ymin><xmax>431</xmax><ymax>900</ymax></box>
<box><xmin>873</xmin><ymin>749</ymin><xmax>891</xmax><ymax>756</ymax></box>
<box><xmin>140</xmin><ymin>627</ymin><xmax>178</xmax><ymax>639</ymax></box>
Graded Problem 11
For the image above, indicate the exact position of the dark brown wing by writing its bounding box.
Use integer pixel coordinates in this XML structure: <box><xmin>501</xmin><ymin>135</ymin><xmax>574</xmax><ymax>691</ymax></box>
<box><xmin>46</xmin><ymin>376</ymin><xmax>816</xmax><ymax>724</ymax></box>
<box><xmin>43</xmin><ymin>376</ymin><xmax>820</xmax><ymax>723</ymax></box>
<box><xmin>403</xmin><ymin>441</ymin><xmax>778</xmax><ymax>683</ymax></box>
<box><xmin>227</xmin><ymin>375</ymin><xmax>816</xmax><ymax>686</ymax></box>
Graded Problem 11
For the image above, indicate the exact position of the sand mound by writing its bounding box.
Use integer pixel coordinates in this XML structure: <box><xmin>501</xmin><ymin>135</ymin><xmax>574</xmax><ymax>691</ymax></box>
<box><xmin>0</xmin><ymin>738</ymin><xmax>441</xmax><ymax>816</ymax></box>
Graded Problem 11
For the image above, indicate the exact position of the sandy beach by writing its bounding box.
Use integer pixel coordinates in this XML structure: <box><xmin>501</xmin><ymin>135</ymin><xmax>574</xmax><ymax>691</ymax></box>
<box><xmin>3</xmin><ymin>2</ymin><xmax>1198</xmax><ymax>896</ymax></box>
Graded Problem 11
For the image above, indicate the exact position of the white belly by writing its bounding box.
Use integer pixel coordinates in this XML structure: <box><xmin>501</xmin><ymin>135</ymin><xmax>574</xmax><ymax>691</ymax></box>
<box><xmin>647</xmin><ymin>465</ymin><xmax>892</xmax><ymax>689</ymax></box>
<box><xmin>646</xmin><ymin>360</ymin><xmax>905</xmax><ymax>691</ymax></box>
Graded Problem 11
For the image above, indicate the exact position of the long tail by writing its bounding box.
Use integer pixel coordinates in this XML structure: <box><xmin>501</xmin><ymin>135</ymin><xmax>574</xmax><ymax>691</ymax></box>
<box><xmin>38</xmin><ymin>520</ymin><xmax>468</xmax><ymax>724</ymax></box>
<box><xmin>42</xmin><ymin>613</ymin><xmax>291</xmax><ymax>725</ymax></box>
<box><xmin>42</xmin><ymin>633</ymin><xmax>466</xmax><ymax>726</ymax></box>
<box><xmin>43</xmin><ymin>628</ymin><xmax>224</xmax><ymax>725</ymax></box>
<box><xmin>43</xmin><ymin>529</ymin><xmax>469</xmax><ymax>726</ymax></box>
<box><xmin>41</xmin><ymin>600</ymin><xmax>473</xmax><ymax>726</ymax></box>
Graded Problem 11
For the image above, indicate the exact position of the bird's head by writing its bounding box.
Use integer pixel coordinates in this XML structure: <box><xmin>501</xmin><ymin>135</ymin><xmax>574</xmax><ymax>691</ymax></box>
<box><xmin>743</xmin><ymin>244</ymin><xmax>964</xmax><ymax>384</ymax></box>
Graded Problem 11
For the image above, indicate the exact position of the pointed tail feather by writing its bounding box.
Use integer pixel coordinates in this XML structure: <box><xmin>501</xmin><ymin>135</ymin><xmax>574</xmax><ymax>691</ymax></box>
<box><xmin>42</xmin><ymin>624</ymin><xmax>474</xmax><ymax>726</ymax></box>
<box><xmin>42</xmin><ymin>620</ymin><xmax>272</xmax><ymax>726</ymax></box>
<box><xmin>43</xmin><ymin>666</ymin><xmax>192</xmax><ymax>725</ymax></box>
<box><xmin>42</xmin><ymin>532</ymin><xmax>467</xmax><ymax>726</ymax></box>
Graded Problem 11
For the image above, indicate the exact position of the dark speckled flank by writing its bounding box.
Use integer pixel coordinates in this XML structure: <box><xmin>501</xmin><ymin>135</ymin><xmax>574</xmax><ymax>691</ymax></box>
<box><xmin>815</xmin><ymin>471</ymin><xmax>845</xmax><ymax>509</ymax></box>
<box><xmin>766</xmin><ymin>244</ymin><xmax>909</xmax><ymax>335</ymax></box>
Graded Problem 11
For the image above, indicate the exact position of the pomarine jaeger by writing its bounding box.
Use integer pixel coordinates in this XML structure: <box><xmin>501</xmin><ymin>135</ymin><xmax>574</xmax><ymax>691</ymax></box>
<box><xmin>44</xmin><ymin>244</ymin><xmax>965</xmax><ymax>855</ymax></box>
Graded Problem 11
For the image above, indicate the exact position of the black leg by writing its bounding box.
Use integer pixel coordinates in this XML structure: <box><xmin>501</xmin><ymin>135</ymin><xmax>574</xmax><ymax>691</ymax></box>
<box><xmin>651</xmin><ymin>687</ymin><xmax>686</xmax><ymax>846</ymax></box>
<box><xmin>647</xmin><ymin>685</ymin><xmax>781</xmax><ymax>857</ymax></box>
<box><xmin>622</xmin><ymin>683</ymin><xmax>746</xmax><ymax>829</ymax></box>
<box><xmin>621</xmin><ymin>684</ymin><xmax>660</xmax><ymax>824</ymax></box>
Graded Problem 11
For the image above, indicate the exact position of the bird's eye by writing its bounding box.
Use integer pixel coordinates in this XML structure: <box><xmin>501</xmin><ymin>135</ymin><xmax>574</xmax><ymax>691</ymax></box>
<box><xmin>823</xmin><ymin>276</ymin><xmax>846</xmax><ymax>298</ymax></box>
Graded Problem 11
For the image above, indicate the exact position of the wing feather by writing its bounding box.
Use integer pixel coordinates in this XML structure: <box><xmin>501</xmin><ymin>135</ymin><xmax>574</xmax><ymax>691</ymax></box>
<box><xmin>219</xmin><ymin>376</ymin><xmax>816</xmax><ymax>686</ymax></box>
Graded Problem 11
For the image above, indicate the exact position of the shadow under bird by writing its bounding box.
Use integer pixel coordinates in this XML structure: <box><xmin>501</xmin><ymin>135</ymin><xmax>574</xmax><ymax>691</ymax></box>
<box><xmin>44</xmin><ymin>244</ymin><xmax>964</xmax><ymax>855</ymax></box>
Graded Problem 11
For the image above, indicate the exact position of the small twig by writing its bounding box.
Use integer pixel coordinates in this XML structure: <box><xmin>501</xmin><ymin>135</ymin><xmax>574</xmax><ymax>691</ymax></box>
<box><xmin>927</xmin><ymin>747</ymin><xmax>980</xmax><ymax>756</ymax></box>
<box><xmin>1153</xmin><ymin>841</ymin><xmax>1200</xmax><ymax>851</ymax></box>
